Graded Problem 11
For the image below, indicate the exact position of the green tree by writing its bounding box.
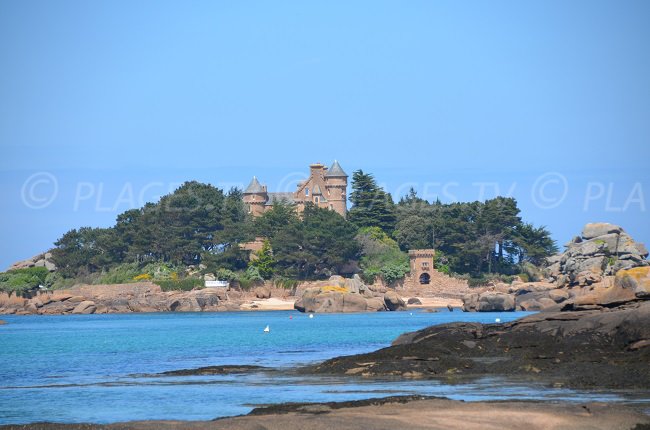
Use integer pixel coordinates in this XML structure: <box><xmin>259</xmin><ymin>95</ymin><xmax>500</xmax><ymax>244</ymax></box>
<box><xmin>271</xmin><ymin>204</ymin><xmax>360</xmax><ymax>279</ymax></box>
<box><xmin>249</xmin><ymin>239</ymin><xmax>275</xmax><ymax>279</ymax></box>
<box><xmin>348</xmin><ymin>170</ymin><xmax>396</xmax><ymax>233</ymax></box>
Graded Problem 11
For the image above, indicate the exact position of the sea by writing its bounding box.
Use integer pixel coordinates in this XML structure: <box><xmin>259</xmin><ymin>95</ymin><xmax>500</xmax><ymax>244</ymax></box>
<box><xmin>0</xmin><ymin>310</ymin><xmax>646</xmax><ymax>424</ymax></box>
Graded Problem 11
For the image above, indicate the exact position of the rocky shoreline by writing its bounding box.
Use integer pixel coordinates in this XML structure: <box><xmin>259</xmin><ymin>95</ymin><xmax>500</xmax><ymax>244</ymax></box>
<box><xmin>307</xmin><ymin>299</ymin><xmax>650</xmax><ymax>390</ymax></box>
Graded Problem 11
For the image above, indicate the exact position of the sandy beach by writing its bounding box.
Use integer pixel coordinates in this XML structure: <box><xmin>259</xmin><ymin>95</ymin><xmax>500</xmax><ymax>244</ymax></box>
<box><xmin>2</xmin><ymin>397</ymin><xmax>647</xmax><ymax>430</ymax></box>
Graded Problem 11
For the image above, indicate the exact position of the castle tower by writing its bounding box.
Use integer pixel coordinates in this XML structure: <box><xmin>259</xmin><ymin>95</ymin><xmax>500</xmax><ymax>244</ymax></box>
<box><xmin>324</xmin><ymin>160</ymin><xmax>348</xmax><ymax>216</ymax></box>
<box><xmin>242</xmin><ymin>176</ymin><xmax>268</xmax><ymax>217</ymax></box>
<box><xmin>408</xmin><ymin>249</ymin><xmax>435</xmax><ymax>285</ymax></box>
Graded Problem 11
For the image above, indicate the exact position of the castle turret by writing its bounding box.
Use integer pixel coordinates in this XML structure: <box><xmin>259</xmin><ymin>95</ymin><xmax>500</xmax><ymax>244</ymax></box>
<box><xmin>242</xmin><ymin>176</ymin><xmax>268</xmax><ymax>217</ymax></box>
<box><xmin>324</xmin><ymin>160</ymin><xmax>348</xmax><ymax>216</ymax></box>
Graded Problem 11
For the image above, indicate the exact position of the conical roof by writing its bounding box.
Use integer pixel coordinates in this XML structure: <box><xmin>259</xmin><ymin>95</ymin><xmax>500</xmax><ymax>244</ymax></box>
<box><xmin>325</xmin><ymin>160</ymin><xmax>347</xmax><ymax>177</ymax></box>
<box><xmin>243</xmin><ymin>176</ymin><xmax>265</xmax><ymax>194</ymax></box>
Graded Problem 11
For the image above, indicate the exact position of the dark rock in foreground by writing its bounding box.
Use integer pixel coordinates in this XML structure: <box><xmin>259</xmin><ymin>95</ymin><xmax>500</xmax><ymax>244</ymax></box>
<box><xmin>158</xmin><ymin>365</ymin><xmax>268</xmax><ymax>376</ymax></box>
<box><xmin>308</xmin><ymin>301</ymin><xmax>650</xmax><ymax>389</ymax></box>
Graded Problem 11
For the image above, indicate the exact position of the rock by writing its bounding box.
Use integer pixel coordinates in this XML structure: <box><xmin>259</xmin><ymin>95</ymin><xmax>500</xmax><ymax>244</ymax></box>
<box><xmin>518</xmin><ymin>300</ymin><xmax>542</xmax><ymax>311</ymax></box>
<box><xmin>384</xmin><ymin>291</ymin><xmax>406</xmax><ymax>311</ymax></box>
<box><xmin>407</xmin><ymin>297</ymin><xmax>422</xmax><ymax>305</ymax></box>
<box><xmin>168</xmin><ymin>297</ymin><xmax>201</xmax><ymax>312</ymax></box>
<box><xmin>582</xmin><ymin>223</ymin><xmax>623</xmax><ymax>240</ymax></box>
<box><xmin>254</xmin><ymin>286</ymin><xmax>271</xmax><ymax>299</ymax></box>
<box><xmin>311</xmin><ymin>301</ymin><xmax>650</xmax><ymax>389</ymax></box>
<box><xmin>366</xmin><ymin>297</ymin><xmax>387</xmax><ymax>311</ymax></box>
<box><xmin>72</xmin><ymin>301</ymin><xmax>96</xmax><ymax>314</ymax></box>
<box><xmin>342</xmin><ymin>293</ymin><xmax>369</xmax><ymax>312</ymax></box>
<box><xmin>477</xmin><ymin>293</ymin><xmax>515</xmax><ymax>312</ymax></box>
<box><xmin>203</xmin><ymin>273</ymin><xmax>216</xmax><ymax>282</ymax></box>
<box><xmin>548</xmin><ymin>289</ymin><xmax>570</xmax><ymax>303</ymax></box>
<box><xmin>447</xmin><ymin>304</ymin><xmax>454</xmax><ymax>312</ymax></box>
<box><xmin>615</xmin><ymin>266</ymin><xmax>650</xmax><ymax>299</ymax></box>
<box><xmin>461</xmin><ymin>293</ymin><xmax>479</xmax><ymax>312</ymax></box>
<box><xmin>538</xmin><ymin>298</ymin><xmax>557</xmax><ymax>309</ymax></box>
<box><xmin>0</xmin><ymin>320</ymin><xmax>6</xmax><ymax>325</ymax></box>
<box><xmin>576</xmin><ymin>271</ymin><xmax>602</xmax><ymax>286</ymax></box>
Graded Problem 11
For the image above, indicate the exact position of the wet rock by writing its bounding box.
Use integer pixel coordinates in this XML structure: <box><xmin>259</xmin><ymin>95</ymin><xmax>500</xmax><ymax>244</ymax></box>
<box><xmin>407</xmin><ymin>297</ymin><xmax>422</xmax><ymax>305</ymax></box>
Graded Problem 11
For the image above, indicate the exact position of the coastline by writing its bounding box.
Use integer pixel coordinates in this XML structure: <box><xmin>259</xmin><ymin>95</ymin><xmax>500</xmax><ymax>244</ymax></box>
<box><xmin>1</xmin><ymin>396</ymin><xmax>648</xmax><ymax>429</ymax></box>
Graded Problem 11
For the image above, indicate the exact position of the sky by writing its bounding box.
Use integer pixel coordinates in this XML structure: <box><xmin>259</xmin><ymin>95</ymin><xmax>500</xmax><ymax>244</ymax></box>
<box><xmin>1</xmin><ymin>0</ymin><xmax>649</xmax><ymax>269</ymax></box>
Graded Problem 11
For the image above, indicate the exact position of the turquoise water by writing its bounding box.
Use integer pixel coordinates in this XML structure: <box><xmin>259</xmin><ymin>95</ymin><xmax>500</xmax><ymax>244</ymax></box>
<box><xmin>0</xmin><ymin>310</ymin><xmax>641</xmax><ymax>424</ymax></box>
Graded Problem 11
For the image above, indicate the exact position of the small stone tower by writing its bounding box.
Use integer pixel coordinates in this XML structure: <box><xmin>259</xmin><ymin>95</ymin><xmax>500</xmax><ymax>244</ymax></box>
<box><xmin>242</xmin><ymin>176</ymin><xmax>268</xmax><ymax>217</ymax></box>
<box><xmin>324</xmin><ymin>160</ymin><xmax>348</xmax><ymax>216</ymax></box>
<box><xmin>409</xmin><ymin>249</ymin><xmax>435</xmax><ymax>285</ymax></box>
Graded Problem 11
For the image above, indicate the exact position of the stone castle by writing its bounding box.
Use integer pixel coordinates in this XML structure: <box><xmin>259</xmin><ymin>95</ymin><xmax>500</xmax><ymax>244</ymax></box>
<box><xmin>242</xmin><ymin>161</ymin><xmax>348</xmax><ymax>217</ymax></box>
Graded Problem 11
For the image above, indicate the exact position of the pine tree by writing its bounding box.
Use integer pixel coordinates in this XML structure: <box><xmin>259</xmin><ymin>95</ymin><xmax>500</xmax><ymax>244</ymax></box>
<box><xmin>348</xmin><ymin>170</ymin><xmax>396</xmax><ymax>233</ymax></box>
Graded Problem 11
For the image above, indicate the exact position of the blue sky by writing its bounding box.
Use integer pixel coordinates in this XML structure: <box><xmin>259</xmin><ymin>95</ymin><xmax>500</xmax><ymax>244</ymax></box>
<box><xmin>1</xmin><ymin>0</ymin><xmax>649</xmax><ymax>269</ymax></box>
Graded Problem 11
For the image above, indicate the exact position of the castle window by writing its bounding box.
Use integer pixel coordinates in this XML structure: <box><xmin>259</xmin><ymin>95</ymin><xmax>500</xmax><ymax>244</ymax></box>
<box><xmin>314</xmin><ymin>196</ymin><xmax>320</xmax><ymax>203</ymax></box>
<box><xmin>329</xmin><ymin>204</ymin><xmax>333</xmax><ymax>210</ymax></box>
<box><xmin>305</xmin><ymin>188</ymin><xmax>309</xmax><ymax>196</ymax></box>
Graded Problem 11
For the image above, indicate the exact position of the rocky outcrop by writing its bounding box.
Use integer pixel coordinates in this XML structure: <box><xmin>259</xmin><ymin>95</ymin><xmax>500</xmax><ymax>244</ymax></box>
<box><xmin>72</xmin><ymin>300</ymin><xmax>97</xmax><ymax>314</ymax></box>
<box><xmin>309</xmin><ymin>300</ymin><xmax>650</xmax><ymax>389</ymax></box>
<box><xmin>462</xmin><ymin>292</ymin><xmax>515</xmax><ymax>312</ymax></box>
<box><xmin>383</xmin><ymin>291</ymin><xmax>407</xmax><ymax>311</ymax></box>
<box><xmin>294</xmin><ymin>275</ymin><xmax>406</xmax><ymax>313</ymax></box>
<box><xmin>546</xmin><ymin>222</ymin><xmax>648</xmax><ymax>286</ymax></box>
<box><xmin>7</xmin><ymin>252</ymin><xmax>56</xmax><ymax>272</ymax></box>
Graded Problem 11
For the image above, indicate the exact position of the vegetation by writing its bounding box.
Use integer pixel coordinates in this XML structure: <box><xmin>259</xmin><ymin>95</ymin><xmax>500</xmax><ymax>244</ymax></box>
<box><xmin>46</xmin><ymin>172</ymin><xmax>557</xmax><ymax>289</ymax></box>
<box><xmin>0</xmin><ymin>267</ymin><xmax>49</xmax><ymax>296</ymax></box>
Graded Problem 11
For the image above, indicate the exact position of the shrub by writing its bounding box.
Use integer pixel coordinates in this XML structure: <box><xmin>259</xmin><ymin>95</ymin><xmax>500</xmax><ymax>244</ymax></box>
<box><xmin>133</xmin><ymin>273</ymin><xmax>152</xmax><ymax>281</ymax></box>
<box><xmin>155</xmin><ymin>278</ymin><xmax>203</xmax><ymax>292</ymax></box>
<box><xmin>320</xmin><ymin>285</ymin><xmax>349</xmax><ymax>293</ymax></box>
<box><xmin>273</xmin><ymin>277</ymin><xmax>299</xmax><ymax>290</ymax></box>
<box><xmin>0</xmin><ymin>267</ymin><xmax>50</xmax><ymax>296</ymax></box>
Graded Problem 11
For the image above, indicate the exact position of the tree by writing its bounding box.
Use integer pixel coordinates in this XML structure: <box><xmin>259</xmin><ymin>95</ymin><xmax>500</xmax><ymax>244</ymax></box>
<box><xmin>249</xmin><ymin>239</ymin><xmax>275</xmax><ymax>279</ymax></box>
<box><xmin>513</xmin><ymin>223</ymin><xmax>558</xmax><ymax>266</ymax></box>
<box><xmin>348</xmin><ymin>170</ymin><xmax>396</xmax><ymax>233</ymax></box>
<box><xmin>271</xmin><ymin>204</ymin><xmax>360</xmax><ymax>279</ymax></box>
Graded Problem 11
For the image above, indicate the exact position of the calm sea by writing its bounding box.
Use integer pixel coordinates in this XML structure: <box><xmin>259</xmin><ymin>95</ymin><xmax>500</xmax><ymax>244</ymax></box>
<box><xmin>0</xmin><ymin>310</ymin><xmax>643</xmax><ymax>424</ymax></box>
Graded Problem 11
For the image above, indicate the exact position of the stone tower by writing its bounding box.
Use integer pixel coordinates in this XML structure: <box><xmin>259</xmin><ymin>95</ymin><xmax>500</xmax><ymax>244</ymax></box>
<box><xmin>408</xmin><ymin>249</ymin><xmax>435</xmax><ymax>285</ymax></box>
<box><xmin>242</xmin><ymin>176</ymin><xmax>268</xmax><ymax>217</ymax></box>
<box><xmin>323</xmin><ymin>160</ymin><xmax>348</xmax><ymax>216</ymax></box>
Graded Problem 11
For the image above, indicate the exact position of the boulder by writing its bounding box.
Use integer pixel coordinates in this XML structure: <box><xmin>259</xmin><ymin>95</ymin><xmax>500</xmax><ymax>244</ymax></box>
<box><xmin>342</xmin><ymin>293</ymin><xmax>369</xmax><ymax>312</ymax></box>
<box><xmin>254</xmin><ymin>286</ymin><xmax>271</xmax><ymax>299</ymax></box>
<box><xmin>72</xmin><ymin>301</ymin><xmax>96</xmax><ymax>314</ymax></box>
<box><xmin>168</xmin><ymin>297</ymin><xmax>201</xmax><ymax>312</ymax></box>
<box><xmin>548</xmin><ymin>289</ymin><xmax>570</xmax><ymax>303</ymax></box>
<box><xmin>615</xmin><ymin>267</ymin><xmax>650</xmax><ymax>299</ymax></box>
<box><xmin>582</xmin><ymin>223</ymin><xmax>623</xmax><ymax>240</ymax></box>
<box><xmin>384</xmin><ymin>291</ymin><xmax>406</xmax><ymax>311</ymax></box>
<box><xmin>519</xmin><ymin>300</ymin><xmax>543</xmax><ymax>311</ymax></box>
<box><xmin>407</xmin><ymin>297</ymin><xmax>422</xmax><ymax>305</ymax></box>
<box><xmin>366</xmin><ymin>297</ymin><xmax>387</xmax><ymax>311</ymax></box>
<box><xmin>576</xmin><ymin>271</ymin><xmax>602</xmax><ymax>286</ymax></box>
<box><xmin>477</xmin><ymin>293</ymin><xmax>515</xmax><ymax>312</ymax></box>
<box><xmin>462</xmin><ymin>293</ymin><xmax>479</xmax><ymax>312</ymax></box>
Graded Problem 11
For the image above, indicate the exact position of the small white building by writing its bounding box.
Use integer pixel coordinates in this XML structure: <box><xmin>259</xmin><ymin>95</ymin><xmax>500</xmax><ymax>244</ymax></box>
<box><xmin>204</xmin><ymin>280</ymin><xmax>229</xmax><ymax>288</ymax></box>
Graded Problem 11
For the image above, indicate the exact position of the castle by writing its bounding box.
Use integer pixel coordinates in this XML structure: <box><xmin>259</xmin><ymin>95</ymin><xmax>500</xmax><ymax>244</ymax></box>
<box><xmin>242</xmin><ymin>161</ymin><xmax>348</xmax><ymax>217</ymax></box>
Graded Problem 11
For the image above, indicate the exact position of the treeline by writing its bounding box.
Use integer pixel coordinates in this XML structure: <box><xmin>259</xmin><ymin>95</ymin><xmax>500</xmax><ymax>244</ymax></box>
<box><xmin>42</xmin><ymin>172</ymin><xmax>557</xmax><ymax>289</ymax></box>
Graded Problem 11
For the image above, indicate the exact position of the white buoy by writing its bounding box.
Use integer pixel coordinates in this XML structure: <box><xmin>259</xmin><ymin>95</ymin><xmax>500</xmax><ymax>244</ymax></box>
<box><xmin>263</xmin><ymin>325</ymin><xmax>270</xmax><ymax>333</ymax></box>
<box><xmin>495</xmin><ymin>318</ymin><xmax>501</xmax><ymax>323</ymax></box>
<box><xmin>309</xmin><ymin>314</ymin><xmax>314</xmax><ymax>319</ymax></box>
